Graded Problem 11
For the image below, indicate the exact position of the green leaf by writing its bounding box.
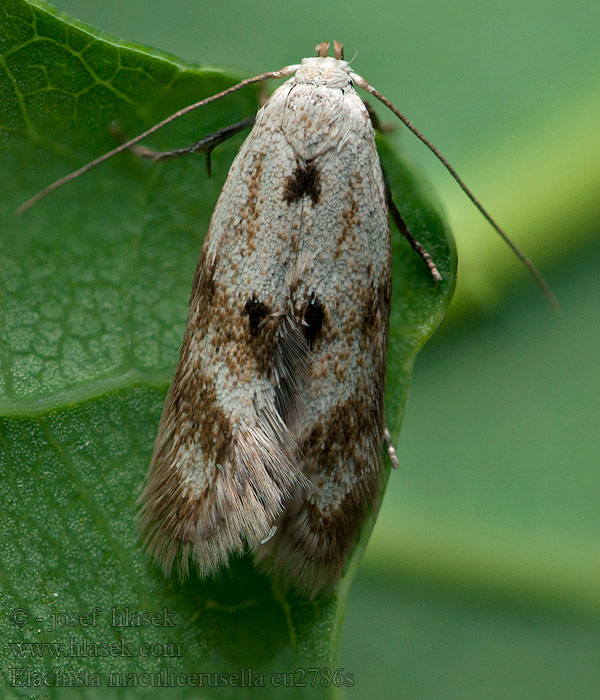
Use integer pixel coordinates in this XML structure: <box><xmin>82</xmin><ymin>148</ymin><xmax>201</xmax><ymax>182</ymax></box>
<box><xmin>0</xmin><ymin>1</ymin><xmax>455</xmax><ymax>695</ymax></box>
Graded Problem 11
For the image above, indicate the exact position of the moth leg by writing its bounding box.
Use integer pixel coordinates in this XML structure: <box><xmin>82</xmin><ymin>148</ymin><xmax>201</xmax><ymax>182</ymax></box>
<box><xmin>370</xmin><ymin>106</ymin><xmax>441</xmax><ymax>281</ymax></box>
<box><xmin>380</xmin><ymin>163</ymin><xmax>442</xmax><ymax>282</ymax></box>
<box><xmin>384</xmin><ymin>425</ymin><xmax>400</xmax><ymax>470</ymax></box>
<box><xmin>110</xmin><ymin>115</ymin><xmax>256</xmax><ymax>176</ymax></box>
<box><xmin>363</xmin><ymin>100</ymin><xmax>394</xmax><ymax>134</ymax></box>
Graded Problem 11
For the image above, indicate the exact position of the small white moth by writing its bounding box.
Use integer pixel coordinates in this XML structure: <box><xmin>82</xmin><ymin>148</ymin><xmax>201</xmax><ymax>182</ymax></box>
<box><xmin>19</xmin><ymin>40</ymin><xmax>556</xmax><ymax>598</ymax></box>
<box><xmin>141</xmin><ymin>43</ymin><xmax>398</xmax><ymax>597</ymax></box>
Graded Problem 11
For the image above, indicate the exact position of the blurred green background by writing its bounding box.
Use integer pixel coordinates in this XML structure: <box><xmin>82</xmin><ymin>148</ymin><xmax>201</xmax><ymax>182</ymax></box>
<box><xmin>28</xmin><ymin>0</ymin><xmax>600</xmax><ymax>697</ymax></box>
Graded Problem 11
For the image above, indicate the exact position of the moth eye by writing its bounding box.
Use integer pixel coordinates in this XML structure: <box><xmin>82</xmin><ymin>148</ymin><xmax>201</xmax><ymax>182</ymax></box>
<box><xmin>244</xmin><ymin>296</ymin><xmax>270</xmax><ymax>336</ymax></box>
<box><xmin>303</xmin><ymin>295</ymin><xmax>324</xmax><ymax>348</ymax></box>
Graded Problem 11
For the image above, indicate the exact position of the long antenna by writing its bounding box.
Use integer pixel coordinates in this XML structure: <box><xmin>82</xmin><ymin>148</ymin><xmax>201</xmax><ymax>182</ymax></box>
<box><xmin>16</xmin><ymin>67</ymin><xmax>298</xmax><ymax>214</ymax></box>
<box><xmin>17</xmin><ymin>49</ymin><xmax>558</xmax><ymax>311</ymax></box>
<box><xmin>351</xmin><ymin>72</ymin><xmax>559</xmax><ymax>311</ymax></box>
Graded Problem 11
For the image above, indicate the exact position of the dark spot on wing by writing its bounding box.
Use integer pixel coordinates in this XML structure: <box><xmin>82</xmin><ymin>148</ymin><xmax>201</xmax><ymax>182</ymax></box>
<box><xmin>244</xmin><ymin>295</ymin><xmax>270</xmax><ymax>336</ymax></box>
<box><xmin>283</xmin><ymin>160</ymin><xmax>321</xmax><ymax>205</ymax></box>
<box><xmin>303</xmin><ymin>293</ymin><xmax>323</xmax><ymax>349</ymax></box>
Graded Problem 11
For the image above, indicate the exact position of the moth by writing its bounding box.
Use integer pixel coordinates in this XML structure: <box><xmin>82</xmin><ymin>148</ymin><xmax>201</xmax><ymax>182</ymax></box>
<box><xmin>19</xmin><ymin>41</ymin><xmax>556</xmax><ymax>598</ymax></box>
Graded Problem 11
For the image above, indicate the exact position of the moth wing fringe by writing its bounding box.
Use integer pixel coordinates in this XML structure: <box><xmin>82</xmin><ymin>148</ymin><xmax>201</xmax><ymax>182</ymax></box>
<box><xmin>137</xmin><ymin>406</ymin><xmax>308</xmax><ymax>580</ymax></box>
<box><xmin>255</xmin><ymin>427</ymin><xmax>384</xmax><ymax>598</ymax></box>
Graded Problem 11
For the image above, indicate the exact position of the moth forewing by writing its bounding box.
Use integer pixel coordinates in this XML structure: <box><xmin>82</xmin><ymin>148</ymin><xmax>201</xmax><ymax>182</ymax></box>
<box><xmin>138</xmin><ymin>55</ymin><xmax>392</xmax><ymax>597</ymax></box>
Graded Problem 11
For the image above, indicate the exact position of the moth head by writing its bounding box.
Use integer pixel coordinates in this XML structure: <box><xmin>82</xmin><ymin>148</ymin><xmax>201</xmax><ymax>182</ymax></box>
<box><xmin>293</xmin><ymin>56</ymin><xmax>352</xmax><ymax>89</ymax></box>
